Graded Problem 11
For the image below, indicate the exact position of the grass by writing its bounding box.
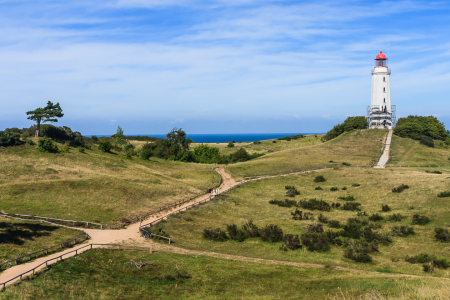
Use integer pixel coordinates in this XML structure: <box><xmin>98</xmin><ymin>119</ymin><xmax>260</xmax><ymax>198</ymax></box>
<box><xmin>0</xmin><ymin>218</ymin><xmax>83</xmax><ymax>264</ymax></box>
<box><xmin>148</xmin><ymin>167</ymin><xmax>450</xmax><ymax>277</ymax></box>
<box><xmin>0</xmin><ymin>142</ymin><xmax>219</xmax><ymax>225</ymax></box>
<box><xmin>228</xmin><ymin>130</ymin><xmax>387</xmax><ymax>176</ymax></box>
<box><xmin>3</xmin><ymin>249</ymin><xmax>450</xmax><ymax>299</ymax></box>
<box><xmin>189</xmin><ymin>142</ymin><xmax>269</xmax><ymax>156</ymax></box>
<box><xmin>258</xmin><ymin>134</ymin><xmax>324</xmax><ymax>151</ymax></box>
<box><xmin>389</xmin><ymin>135</ymin><xmax>450</xmax><ymax>166</ymax></box>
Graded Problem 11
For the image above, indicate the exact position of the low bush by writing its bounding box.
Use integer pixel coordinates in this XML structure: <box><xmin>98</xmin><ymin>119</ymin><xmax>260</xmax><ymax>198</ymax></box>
<box><xmin>227</xmin><ymin>142</ymin><xmax>234</xmax><ymax>148</ymax></box>
<box><xmin>285</xmin><ymin>186</ymin><xmax>300</xmax><ymax>197</ymax></box>
<box><xmin>369</xmin><ymin>213</ymin><xmax>384</xmax><ymax>222</ymax></box>
<box><xmin>412</xmin><ymin>214</ymin><xmax>430</xmax><ymax>225</ymax></box>
<box><xmin>420</xmin><ymin>136</ymin><xmax>434</xmax><ymax>147</ymax></box>
<box><xmin>434</xmin><ymin>228</ymin><xmax>450</xmax><ymax>242</ymax></box>
<box><xmin>0</xmin><ymin>131</ymin><xmax>22</xmax><ymax>147</ymax></box>
<box><xmin>338</xmin><ymin>195</ymin><xmax>355</xmax><ymax>201</ymax></box>
<box><xmin>300</xmin><ymin>232</ymin><xmax>330</xmax><ymax>252</ymax></box>
<box><xmin>318</xmin><ymin>214</ymin><xmax>328</xmax><ymax>224</ymax></box>
<box><xmin>291</xmin><ymin>209</ymin><xmax>314</xmax><ymax>220</ymax></box>
<box><xmin>426</xmin><ymin>170</ymin><xmax>442</xmax><ymax>174</ymax></box>
<box><xmin>126</xmin><ymin>148</ymin><xmax>133</xmax><ymax>159</ymax></box>
<box><xmin>328</xmin><ymin>220</ymin><xmax>341</xmax><ymax>228</ymax></box>
<box><xmin>298</xmin><ymin>198</ymin><xmax>331</xmax><ymax>211</ymax></box>
<box><xmin>226</xmin><ymin>224</ymin><xmax>247</xmax><ymax>242</ymax></box>
<box><xmin>392</xmin><ymin>184</ymin><xmax>409</xmax><ymax>193</ymax></box>
<box><xmin>306</xmin><ymin>223</ymin><xmax>324</xmax><ymax>233</ymax></box>
<box><xmin>352</xmin><ymin>183</ymin><xmax>360</xmax><ymax>187</ymax></box>
<box><xmin>331</xmin><ymin>202</ymin><xmax>341</xmax><ymax>209</ymax></box>
<box><xmin>342</xmin><ymin>162</ymin><xmax>351</xmax><ymax>166</ymax></box>
<box><xmin>98</xmin><ymin>141</ymin><xmax>112</xmax><ymax>152</ymax></box>
<box><xmin>25</xmin><ymin>138</ymin><xmax>35</xmax><ymax>145</ymax></box>
<box><xmin>314</xmin><ymin>175</ymin><xmax>326</xmax><ymax>183</ymax></box>
<box><xmin>388</xmin><ymin>213</ymin><xmax>403</xmax><ymax>222</ymax></box>
<box><xmin>60</xmin><ymin>142</ymin><xmax>70</xmax><ymax>153</ymax></box>
<box><xmin>123</xmin><ymin>143</ymin><xmax>135</xmax><ymax>151</ymax></box>
<box><xmin>330</xmin><ymin>187</ymin><xmax>339</xmax><ymax>191</ymax></box>
<box><xmin>259</xmin><ymin>224</ymin><xmax>283</xmax><ymax>242</ymax></box>
<box><xmin>342</xmin><ymin>202</ymin><xmax>362</xmax><ymax>211</ymax></box>
<box><xmin>272</xmin><ymin>141</ymin><xmax>276</xmax><ymax>143</ymax></box>
<box><xmin>202</xmin><ymin>228</ymin><xmax>228</xmax><ymax>241</ymax></box>
<box><xmin>314</xmin><ymin>186</ymin><xmax>323</xmax><ymax>190</ymax></box>
<box><xmin>280</xmin><ymin>234</ymin><xmax>301</xmax><ymax>251</ymax></box>
<box><xmin>406</xmin><ymin>253</ymin><xmax>449</xmax><ymax>270</ymax></box>
<box><xmin>357</xmin><ymin>211</ymin><xmax>368</xmax><ymax>217</ymax></box>
<box><xmin>437</xmin><ymin>191</ymin><xmax>450</xmax><ymax>198</ymax></box>
<box><xmin>392</xmin><ymin>226</ymin><xmax>415</xmax><ymax>237</ymax></box>
<box><xmin>341</xmin><ymin>187</ymin><xmax>347</xmax><ymax>190</ymax></box>
<box><xmin>242</xmin><ymin>220</ymin><xmax>260</xmax><ymax>238</ymax></box>
<box><xmin>381</xmin><ymin>205</ymin><xmax>391</xmax><ymax>212</ymax></box>
<box><xmin>344</xmin><ymin>240</ymin><xmax>373</xmax><ymax>263</ymax></box>
<box><xmin>269</xmin><ymin>199</ymin><xmax>297</xmax><ymax>207</ymax></box>
<box><xmin>77</xmin><ymin>146</ymin><xmax>85</xmax><ymax>153</ymax></box>
<box><xmin>37</xmin><ymin>138</ymin><xmax>59</xmax><ymax>153</ymax></box>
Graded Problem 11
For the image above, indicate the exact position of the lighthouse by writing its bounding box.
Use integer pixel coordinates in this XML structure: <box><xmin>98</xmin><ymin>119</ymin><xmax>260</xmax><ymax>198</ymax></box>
<box><xmin>368</xmin><ymin>51</ymin><xmax>396</xmax><ymax>129</ymax></box>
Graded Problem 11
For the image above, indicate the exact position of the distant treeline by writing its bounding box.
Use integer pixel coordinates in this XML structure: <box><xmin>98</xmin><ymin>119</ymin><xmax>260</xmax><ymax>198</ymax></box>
<box><xmin>277</xmin><ymin>134</ymin><xmax>305</xmax><ymax>141</ymax></box>
<box><xmin>322</xmin><ymin>117</ymin><xmax>368</xmax><ymax>141</ymax></box>
<box><xmin>124</xmin><ymin>135</ymin><xmax>160</xmax><ymax>142</ymax></box>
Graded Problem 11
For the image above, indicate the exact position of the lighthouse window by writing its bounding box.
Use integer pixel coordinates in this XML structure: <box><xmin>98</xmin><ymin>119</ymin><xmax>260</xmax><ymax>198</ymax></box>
<box><xmin>384</xmin><ymin>98</ymin><xmax>386</xmax><ymax>103</ymax></box>
<box><xmin>383</xmin><ymin>87</ymin><xmax>386</xmax><ymax>92</ymax></box>
<box><xmin>383</xmin><ymin>77</ymin><xmax>386</xmax><ymax>82</ymax></box>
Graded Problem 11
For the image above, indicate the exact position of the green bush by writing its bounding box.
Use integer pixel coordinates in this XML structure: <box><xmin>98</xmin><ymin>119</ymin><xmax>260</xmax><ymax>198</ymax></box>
<box><xmin>434</xmin><ymin>228</ymin><xmax>450</xmax><ymax>242</ymax></box>
<box><xmin>392</xmin><ymin>184</ymin><xmax>409</xmax><ymax>193</ymax></box>
<box><xmin>77</xmin><ymin>147</ymin><xmax>85</xmax><ymax>153</ymax></box>
<box><xmin>420</xmin><ymin>136</ymin><xmax>434</xmax><ymax>147</ymax></box>
<box><xmin>259</xmin><ymin>224</ymin><xmax>283</xmax><ymax>242</ymax></box>
<box><xmin>269</xmin><ymin>199</ymin><xmax>297</xmax><ymax>207</ymax></box>
<box><xmin>301</xmin><ymin>232</ymin><xmax>330</xmax><ymax>252</ymax></box>
<box><xmin>98</xmin><ymin>141</ymin><xmax>112</xmax><ymax>152</ymax></box>
<box><xmin>381</xmin><ymin>204</ymin><xmax>391</xmax><ymax>212</ymax></box>
<box><xmin>330</xmin><ymin>187</ymin><xmax>339</xmax><ymax>191</ymax></box>
<box><xmin>388</xmin><ymin>213</ymin><xmax>404</xmax><ymax>222</ymax></box>
<box><xmin>306</xmin><ymin>223</ymin><xmax>324</xmax><ymax>233</ymax></box>
<box><xmin>344</xmin><ymin>240</ymin><xmax>373</xmax><ymax>263</ymax></box>
<box><xmin>226</xmin><ymin>224</ymin><xmax>247</xmax><ymax>242</ymax></box>
<box><xmin>37</xmin><ymin>138</ymin><xmax>59</xmax><ymax>153</ymax></box>
<box><xmin>426</xmin><ymin>170</ymin><xmax>442</xmax><ymax>174</ymax></box>
<box><xmin>123</xmin><ymin>143</ymin><xmax>135</xmax><ymax>151</ymax></box>
<box><xmin>314</xmin><ymin>186</ymin><xmax>323</xmax><ymax>190</ymax></box>
<box><xmin>126</xmin><ymin>149</ymin><xmax>133</xmax><ymax>159</ymax></box>
<box><xmin>412</xmin><ymin>214</ymin><xmax>430</xmax><ymax>225</ymax></box>
<box><xmin>318</xmin><ymin>214</ymin><xmax>328</xmax><ymax>224</ymax></box>
<box><xmin>291</xmin><ymin>208</ymin><xmax>303</xmax><ymax>220</ymax></box>
<box><xmin>392</xmin><ymin>226</ymin><xmax>415</xmax><ymax>237</ymax></box>
<box><xmin>241</xmin><ymin>220</ymin><xmax>260</xmax><ymax>238</ymax></box>
<box><xmin>202</xmin><ymin>228</ymin><xmax>228</xmax><ymax>241</ymax></box>
<box><xmin>280</xmin><ymin>234</ymin><xmax>301</xmax><ymax>251</ymax></box>
<box><xmin>369</xmin><ymin>213</ymin><xmax>384</xmax><ymax>222</ymax></box>
<box><xmin>298</xmin><ymin>198</ymin><xmax>331</xmax><ymax>211</ymax></box>
<box><xmin>0</xmin><ymin>131</ymin><xmax>22</xmax><ymax>147</ymax></box>
<box><xmin>227</xmin><ymin>142</ymin><xmax>234</xmax><ymax>148</ymax></box>
<box><xmin>352</xmin><ymin>183</ymin><xmax>360</xmax><ymax>187</ymax></box>
<box><xmin>342</xmin><ymin>202</ymin><xmax>362</xmax><ymax>211</ymax></box>
<box><xmin>328</xmin><ymin>220</ymin><xmax>341</xmax><ymax>228</ymax></box>
<box><xmin>338</xmin><ymin>196</ymin><xmax>355</xmax><ymax>201</ymax></box>
<box><xmin>331</xmin><ymin>202</ymin><xmax>341</xmax><ymax>209</ymax></box>
<box><xmin>437</xmin><ymin>191</ymin><xmax>450</xmax><ymax>198</ymax></box>
<box><xmin>314</xmin><ymin>175</ymin><xmax>326</xmax><ymax>183</ymax></box>
<box><xmin>285</xmin><ymin>186</ymin><xmax>300</xmax><ymax>197</ymax></box>
<box><xmin>25</xmin><ymin>138</ymin><xmax>35</xmax><ymax>145</ymax></box>
<box><xmin>342</xmin><ymin>162</ymin><xmax>351</xmax><ymax>166</ymax></box>
<box><xmin>322</xmin><ymin>116</ymin><xmax>368</xmax><ymax>141</ymax></box>
<box><xmin>394</xmin><ymin>115</ymin><xmax>449</xmax><ymax>141</ymax></box>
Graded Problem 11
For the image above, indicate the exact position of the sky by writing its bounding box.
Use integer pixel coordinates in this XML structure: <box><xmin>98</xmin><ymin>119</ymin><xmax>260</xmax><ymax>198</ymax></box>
<box><xmin>1</xmin><ymin>0</ymin><xmax>450</xmax><ymax>135</ymax></box>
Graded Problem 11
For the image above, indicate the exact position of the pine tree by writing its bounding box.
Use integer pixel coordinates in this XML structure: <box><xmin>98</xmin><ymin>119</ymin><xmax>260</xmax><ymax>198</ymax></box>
<box><xmin>26</xmin><ymin>101</ymin><xmax>64</xmax><ymax>137</ymax></box>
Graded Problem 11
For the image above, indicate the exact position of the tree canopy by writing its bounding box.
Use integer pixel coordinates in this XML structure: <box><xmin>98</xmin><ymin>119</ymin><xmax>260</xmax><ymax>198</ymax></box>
<box><xmin>322</xmin><ymin>116</ymin><xmax>368</xmax><ymax>141</ymax></box>
<box><xmin>394</xmin><ymin>116</ymin><xmax>449</xmax><ymax>141</ymax></box>
<box><xmin>26</xmin><ymin>101</ymin><xmax>64</xmax><ymax>137</ymax></box>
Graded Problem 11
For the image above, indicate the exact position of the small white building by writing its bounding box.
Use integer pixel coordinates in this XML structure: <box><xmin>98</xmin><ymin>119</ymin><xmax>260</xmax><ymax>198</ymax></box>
<box><xmin>368</xmin><ymin>51</ymin><xmax>396</xmax><ymax>129</ymax></box>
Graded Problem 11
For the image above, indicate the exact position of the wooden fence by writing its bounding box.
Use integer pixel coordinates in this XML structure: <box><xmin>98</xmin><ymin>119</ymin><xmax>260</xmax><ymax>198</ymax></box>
<box><xmin>0</xmin><ymin>234</ymin><xmax>90</xmax><ymax>272</ymax></box>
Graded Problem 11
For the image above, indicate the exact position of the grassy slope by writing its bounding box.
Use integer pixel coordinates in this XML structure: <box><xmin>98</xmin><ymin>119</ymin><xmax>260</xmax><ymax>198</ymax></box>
<box><xmin>229</xmin><ymin>130</ymin><xmax>387</xmax><ymax>176</ymax></box>
<box><xmin>389</xmin><ymin>135</ymin><xmax>450</xmax><ymax>166</ymax></box>
<box><xmin>3</xmin><ymin>249</ymin><xmax>449</xmax><ymax>299</ymax></box>
<box><xmin>190</xmin><ymin>142</ymin><xmax>269</xmax><ymax>156</ymax></box>
<box><xmin>149</xmin><ymin>166</ymin><xmax>450</xmax><ymax>277</ymax></box>
<box><xmin>258</xmin><ymin>134</ymin><xmax>324</xmax><ymax>151</ymax></box>
<box><xmin>0</xmin><ymin>143</ymin><xmax>219</xmax><ymax>224</ymax></box>
<box><xmin>0</xmin><ymin>218</ymin><xmax>82</xmax><ymax>263</ymax></box>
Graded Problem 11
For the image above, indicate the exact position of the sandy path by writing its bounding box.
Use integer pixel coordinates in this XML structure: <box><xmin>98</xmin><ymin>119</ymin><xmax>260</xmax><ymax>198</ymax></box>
<box><xmin>374</xmin><ymin>129</ymin><xmax>392</xmax><ymax>168</ymax></box>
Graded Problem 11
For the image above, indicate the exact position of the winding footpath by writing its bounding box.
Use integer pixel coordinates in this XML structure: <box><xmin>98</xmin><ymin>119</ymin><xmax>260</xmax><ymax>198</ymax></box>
<box><xmin>374</xmin><ymin>129</ymin><xmax>393</xmax><ymax>168</ymax></box>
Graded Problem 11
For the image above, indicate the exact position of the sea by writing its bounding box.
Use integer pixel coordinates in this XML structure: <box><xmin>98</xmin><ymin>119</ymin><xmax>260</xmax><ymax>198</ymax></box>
<box><xmin>92</xmin><ymin>133</ymin><xmax>322</xmax><ymax>143</ymax></box>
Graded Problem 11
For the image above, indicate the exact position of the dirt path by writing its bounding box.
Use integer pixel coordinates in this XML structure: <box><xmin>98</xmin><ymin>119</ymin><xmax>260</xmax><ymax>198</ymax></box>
<box><xmin>374</xmin><ymin>129</ymin><xmax>392</xmax><ymax>168</ymax></box>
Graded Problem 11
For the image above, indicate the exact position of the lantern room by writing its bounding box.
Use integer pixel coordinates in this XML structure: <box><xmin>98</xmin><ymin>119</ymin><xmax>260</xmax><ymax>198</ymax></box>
<box><xmin>374</xmin><ymin>51</ymin><xmax>387</xmax><ymax>67</ymax></box>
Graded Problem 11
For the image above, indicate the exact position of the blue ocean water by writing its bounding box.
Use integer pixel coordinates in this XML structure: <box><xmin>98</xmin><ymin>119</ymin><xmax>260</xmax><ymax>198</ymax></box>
<box><xmin>93</xmin><ymin>133</ymin><xmax>322</xmax><ymax>143</ymax></box>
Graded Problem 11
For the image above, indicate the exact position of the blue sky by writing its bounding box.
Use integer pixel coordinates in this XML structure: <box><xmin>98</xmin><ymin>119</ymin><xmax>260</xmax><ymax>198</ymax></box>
<box><xmin>1</xmin><ymin>0</ymin><xmax>450</xmax><ymax>134</ymax></box>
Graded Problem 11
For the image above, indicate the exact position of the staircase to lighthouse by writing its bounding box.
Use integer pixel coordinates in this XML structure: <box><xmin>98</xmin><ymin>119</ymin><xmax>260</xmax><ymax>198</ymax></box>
<box><xmin>367</xmin><ymin>51</ymin><xmax>396</xmax><ymax>129</ymax></box>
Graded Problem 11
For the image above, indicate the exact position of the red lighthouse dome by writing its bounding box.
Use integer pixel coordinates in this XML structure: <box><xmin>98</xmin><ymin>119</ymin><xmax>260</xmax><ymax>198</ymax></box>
<box><xmin>375</xmin><ymin>51</ymin><xmax>386</xmax><ymax>60</ymax></box>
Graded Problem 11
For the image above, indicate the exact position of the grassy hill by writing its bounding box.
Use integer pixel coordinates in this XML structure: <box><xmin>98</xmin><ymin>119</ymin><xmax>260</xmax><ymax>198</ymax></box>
<box><xmin>229</xmin><ymin>129</ymin><xmax>387</xmax><ymax>176</ymax></box>
<box><xmin>389</xmin><ymin>135</ymin><xmax>450</xmax><ymax>166</ymax></box>
<box><xmin>257</xmin><ymin>134</ymin><xmax>324</xmax><ymax>151</ymax></box>
<box><xmin>0</xmin><ymin>142</ymin><xmax>219</xmax><ymax>225</ymax></box>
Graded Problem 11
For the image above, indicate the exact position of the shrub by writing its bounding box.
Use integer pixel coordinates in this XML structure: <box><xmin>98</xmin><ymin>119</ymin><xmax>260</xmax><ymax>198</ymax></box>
<box><xmin>381</xmin><ymin>205</ymin><xmax>391</xmax><ymax>212</ymax></box>
<box><xmin>126</xmin><ymin>148</ymin><xmax>133</xmax><ymax>159</ymax></box>
<box><xmin>98</xmin><ymin>141</ymin><xmax>112</xmax><ymax>152</ymax></box>
<box><xmin>352</xmin><ymin>183</ymin><xmax>360</xmax><ymax>187</ymax></box>
<box><xmin>280</xmin><ymin>234</ymin><xmax>301</xmax><ymax>251</ymax></box>
<box><xmin>388</xmin><ymin>213</ymin><xmax>403</xmax><ymax>222</ymax></box>
<box><xmin>392</xmin><ymin>184</ymin><xmax>409</xmax><ymax>193</ymax></box>
<box><xmin>426</xmin><ymin>170</ymin><xmax>442</xmax><ymax>174</ymax></box>
<box><xmin>306</xmin><ymin>223</ymin><xmax>324</xmax><ymax>233</ymax></box>
<box><xmin>77</xmin><ymin>147</ymin><xmax>85</xmax><ymax>153</ymax></box>
<box><xmin>357</xmin><ymin>211</ymin><xmax>368</xmax><ymax>217</ymax></box>
<box><xmin>328</xmin><ymin>220</ymin><xmax>341</xmax><ymax>228</ymax></box>
<box><xmin>314</xmin><ymin>175</ymin><xmax>326</xmax><ymax>183</ymax></box>
<box><xmin>405</xmin><ymin>253</ymin><xmax>436</xmax><ymax>264</ymax></box>
<box><xmin>60</xmin><ymin>142</ymin><xmax>70</xmax><ymax>153</ymax></box>
<box><xmin>341</xmin><ymin>187</ymin><xmax>347</xmax><ymax>190</ymax></box>
<box><xmin>202</xmin><ymin>228</ymin><xmax>228</xmax><ymax>241</ymax></box>
<box><xmin>242</xmin><ymin>220</ymin><xmax>260</xmax><ymax>238</ymax></box>
<box><xmin>318</xmin><ymin>214</ymin><xmax>328</xmax><ymax>224</ymax></box>
<box><xmin>434</xmin><ymin>228</ymin><xmax>450</xmax><ymax>242</ymax></box>
<box><xmin>342</xmin><ymin>202</ymin><xmax>362</xmax><ymax>211</ymax></box>
<box><xmin>226</xmin><ymin>224</ymin><xmax>247</xmax><ymax>242</ymax></box>
<box><xmin>91</xmin><ymin>135</ymin><xmax>98</xmax><ymax>142</ymax></box>
<box><xmin>314</xmin><ymin>186</ymin><xmax>323</xmax><ymax>190</ymax></box>
<box><xmin>392</xmin><ymin>226</ymin><xmax>415</xmax><ymax>237</ymax></box>
<box><xmin>342</xmin><ymin>220</ymin><xmax>365</xmax><ymax>239</ymax></box>
<box><xmin>330</xmin><ymin>187</ymin><xmax>339</xmax><ymax>191</ymax></box>
<box><xmin>298</xmin><ymin>198</ymin><xmax>331</xmax><ymax>211</ymax></box>
<box><xmin>437</xmin><ymin>191</ymin><xmax>450</xmax><ymax>198</ymax></box>
<box><xmin>420</xmin><ymin>136</ymin><xmax>434</xmax><ymax>147</ymax></box>
<box><xmin>285</xmin><ymin>186</ymin><xmax>300</xmax><ymax>197</ymax></box>
<box><xmin>344</xmin><ymin>240</ymin><xmax>373</xmax><ymax>263</ymax></box>
<box><xmin>303</xmin><ymin>212</ymin><xmax>314</xmax><ymax>220</ymax></box>
<box><xmin>140</xmin><ymin>142</ymin><xmax>154</xmax><ymax>160</ymax></box>
<box><xmin>269</xmin><ymin>199</ymin><xmax>297</xmax><ymax>207</ymax></box>
<box><xmin>0</xmin><ymin>131</ymin><xmax>22</xmax><ymax>147</ymax></box>
<box><xmin>342</xmin><ymin>162</ymin><xmax>351</xmax><ymax>166</ymax></box>
<box><xmin>369</xmin><ymin>213</ymin><xmax>384</xmax><ymax>222</ymax></box>
<box><xmin>259</xmin><ymin>224</ymin><xmax>283</xmax><ymax>242</ymax></box>
<box><xmin>123</xmin><ymin>143</ymin><xmax>135</xmax><ymax>151</ymax></box>
<box><xmin>301</xmin><ymin>232</ymin><xmax>330</xmax><ymax>252</ymax></box>
<box><xmin>37</xmin><ymin>138</ymin><xmax>59</xmax><ymax>153</ymax></box>
<box><xmin>338</xmin><ymin>195</ymin><xmax>355</xmax><ymax>201</ymax></box>
<box><xmin>227</xmin><ymin>142</ymin><xmax>234</xmax><ymax>148</ymax></box>
<box><xmin>25</xmin><ymin>138</ymin><xmax>35</xmax><ymax>145</ymax></box>
<box><xmin>412</xmin><ymin>214</ymin><xmax>430</xmax><ymax>225</ymax></box>
<box><xmin>272</xmin><ymin>140</ymin><xmax>276</xmax><ymax>143</ymax></box>
<box><xmin>291</xmin><ymin>209</ymin><xmax>303</xmax><ymax>220</ymax></box>
<box><xmin>394</xmin><ymin>115</ymin><xmax>448</xmax><ymax>141</ymax></box>
<box><xmin>331</xmin><ymin>202</ymin><xmax>341</xmax><ymax>209</ymax></box>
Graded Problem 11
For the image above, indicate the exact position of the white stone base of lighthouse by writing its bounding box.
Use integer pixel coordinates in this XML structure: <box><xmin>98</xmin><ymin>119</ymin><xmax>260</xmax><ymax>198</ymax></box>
<box><xmin>369</xmin><ymin>112</ymin><xmax>393</xmax><ymax>129</ymax></box>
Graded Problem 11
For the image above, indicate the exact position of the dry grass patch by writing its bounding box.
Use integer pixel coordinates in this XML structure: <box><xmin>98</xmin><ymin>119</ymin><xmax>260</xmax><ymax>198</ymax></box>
<box><xmin>258</xmin><ymin>134</ymin><xmax>324</xmax><ymax>151</ymax></box>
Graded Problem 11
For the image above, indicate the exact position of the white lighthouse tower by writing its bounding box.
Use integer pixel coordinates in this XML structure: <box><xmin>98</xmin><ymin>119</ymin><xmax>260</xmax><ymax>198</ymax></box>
<box><xmin>368</xmin><ymin>51</ymin><xmax>396</xmax><ymax>129</ymax></box>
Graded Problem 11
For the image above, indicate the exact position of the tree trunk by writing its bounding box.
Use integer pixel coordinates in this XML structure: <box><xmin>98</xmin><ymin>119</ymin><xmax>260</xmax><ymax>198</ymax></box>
<box><xmin>35</xmin><ymin>119</ymin><xmax>41</xmax><ymax>138</ymax></box>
